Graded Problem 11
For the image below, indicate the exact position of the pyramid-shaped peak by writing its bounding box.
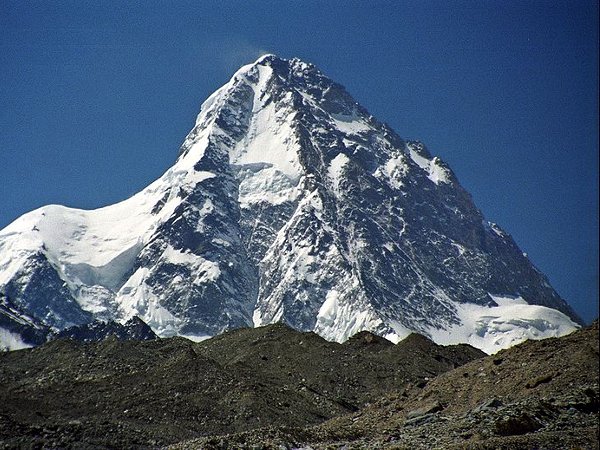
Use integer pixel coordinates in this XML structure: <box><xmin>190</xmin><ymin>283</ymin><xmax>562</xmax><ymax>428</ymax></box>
<box><xmin>0</xmin><ymin>53</ymin><xmax>582</xmax><ymax>356</ymax></box>
<box><xmin>253</xmin><ymin>53</ymin><xmax>314</xmax><ymax>68</ymax></box>
<box><xmin>234</xmin><ymin>54</ymin><xmax>322</xmax><ymax>83</ymax></box>
<box><xmin>206</xmin><ymin>53</ymin><xmax>361</xmax><ymax>123</ymax></box>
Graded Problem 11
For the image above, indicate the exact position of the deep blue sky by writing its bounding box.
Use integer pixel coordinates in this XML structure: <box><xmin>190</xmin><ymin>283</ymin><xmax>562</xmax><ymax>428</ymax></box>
<box><xmin>1</xmin><ymin>1</ymin><xmax>598</xmax><ymax>322</ymax></box>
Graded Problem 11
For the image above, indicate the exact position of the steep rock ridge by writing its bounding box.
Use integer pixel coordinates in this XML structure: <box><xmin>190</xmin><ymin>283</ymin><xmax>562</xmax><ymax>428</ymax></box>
<box><xmin>0</xmin><ymin>60</ymin><xmax>266</xmax><ymax>340</ymax></box>
<box><xmin>0</xmin><ymin>293</ymin><xmax>50</xmax><ymax>351</ymax></box>
<box><xmin>229</xmin><ymin>56</ymin><xmax>580</xmax><ymax>348</ymax></box>
<box><xmin>0</xmin><ymin>55</ymin><xmax>581</xmax><ymax>352</ymax></box>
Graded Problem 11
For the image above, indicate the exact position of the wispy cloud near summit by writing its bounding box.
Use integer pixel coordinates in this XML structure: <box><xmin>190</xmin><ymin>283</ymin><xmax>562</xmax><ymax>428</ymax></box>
<box><xmin>198</xmin><ymin>39</ymin><xmax>272</xmax><ymax>73</ymax></box>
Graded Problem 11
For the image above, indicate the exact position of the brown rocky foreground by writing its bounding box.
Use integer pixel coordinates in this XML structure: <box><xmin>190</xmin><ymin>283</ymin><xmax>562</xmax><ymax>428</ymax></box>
<box><xmin>1</xmin><ymin>321</ymin><xmax>597</xmax><ymax>449</ymax></box>
<box><xmin>173</xmin><ymin>321</ymin><xmax>599</xmax><ymax>449</ymax></box>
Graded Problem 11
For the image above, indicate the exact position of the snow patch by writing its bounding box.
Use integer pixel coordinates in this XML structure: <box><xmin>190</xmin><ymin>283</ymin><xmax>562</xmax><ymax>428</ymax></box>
<box><xmin>374</xmin><ymin>154</ymin><xmax>409</xmax><ymax>190</ymax></box>
<box><xmin>161</xmin><ymin>245</ymin><xmax>199</xmax><ymax>266</ymax></box>
<box><xmin>408</xmin><ymin>150</ymin><xmax>451</xmax><ymax>185</ymax></box>
<box><xmin>316</xmin><ymin>289</ymin><xmax>341</xmax><ymax>327</ymax></box>
<box><xmin>179</xmin><ymin>333</ymin><xmax>212</xmax><ymax>343</ymax></box>
<box><xmin>315</xmin><ymin>286</ymin><xmax>390</xmax><ymax>343</ymax></box>
<box><xmin>409</xmin><ymin>149</ymin><xmax>430</xmax><ymax>170</ymax></box>
<box><xmin>194</xmin><ymin>259</ymin><xmax>221</xmax><ymax>284</ymax></box>
<box><xmin>0</xmin><ymin>327</ymin><xmax>33</xmax><ymax>351</ymax></box>
<box><xmin>428</xmin><ymin>157</ymin><xmax>450</xmax><ymax>184</ymax></box>
<box><xmin>328</xmin><ymin>153</ymin><xmax>350</xmax><ymax>195</ymax></box>
<box><xmin>486</xmin><ymin>222</ymin><xmax>506</xmax><ymax>237</ymax></box>
<box><xmin>235</xmin><ymin>164</ymin><xmax>300</xmax><ymax>207</ymax></box>
<box><xmin>429</xmin><ymin>294</ymin><xmax>579</xmax><ymax>354</ymax></box>
<box><xmin>229</xmin><ymin>90</ymin><xmax>303</xmax><ymax>208</ymax></box>
<box><xmin>451</xmin><ymin>242</ymin><xmax>466</xmax><ymax>257</ymax></box>
<box><xmin>231</xmin><ymin>95</ymin><xmax>301</xmax><ymax>180</ymax></box>
<box><xmin>330</xmin><ymin>112</ymin><xmax>371</xmax><ymax>135</ymax></box>
<box><xmin>489</xmin><ymin>294</ymin><xmax>528</xmax><ymax>306</ymax></box>
<box><xmin>116</xmin><ymin>268</ymin><xmax>181</xmax><ymax>337</ymax></box>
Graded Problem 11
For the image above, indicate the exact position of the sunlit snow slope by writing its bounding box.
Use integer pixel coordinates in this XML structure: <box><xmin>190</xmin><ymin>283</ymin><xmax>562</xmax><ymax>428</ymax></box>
<box><xmin>0</xmin><ymin>55</ymin><xmax>581</xmax><ymax>353</ymax></box>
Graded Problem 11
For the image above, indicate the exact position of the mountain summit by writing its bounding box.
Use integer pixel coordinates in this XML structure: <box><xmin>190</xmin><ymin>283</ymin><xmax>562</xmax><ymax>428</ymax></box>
<box><xmin>0</xmin><ymin>55</ymin><xmax>580</xmax><ymax>353</ymax></box>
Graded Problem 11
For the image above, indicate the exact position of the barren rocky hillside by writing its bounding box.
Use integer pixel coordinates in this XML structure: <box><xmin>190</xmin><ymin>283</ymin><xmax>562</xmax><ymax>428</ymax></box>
<box><xmin>0</xmin><ymin>323</ymin><xmax>483</xmax><ymax>448</ymax></box>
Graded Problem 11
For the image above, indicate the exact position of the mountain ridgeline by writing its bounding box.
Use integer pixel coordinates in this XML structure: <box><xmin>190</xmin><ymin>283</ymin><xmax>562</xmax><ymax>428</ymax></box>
<box><xmin>0</xmin><ymin>55</ymin><xmax>581</xmax><ymax>353</ymax></box>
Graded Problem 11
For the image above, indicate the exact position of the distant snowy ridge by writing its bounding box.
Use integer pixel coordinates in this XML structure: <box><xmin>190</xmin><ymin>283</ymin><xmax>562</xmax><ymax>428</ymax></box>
<box><xmin>0</xmin><ymin>54</ymin><xmax>580</xmax><ymax>353</ymax></box>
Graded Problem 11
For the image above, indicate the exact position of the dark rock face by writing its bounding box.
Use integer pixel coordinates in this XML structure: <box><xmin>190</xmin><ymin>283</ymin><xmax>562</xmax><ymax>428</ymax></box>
<box><xmin>52</xmin><ymin>316</ymin><xmax>157</xmax><ymax>343</ymax></box>
<box><xmin>0</xmin><ymin>298</ymin><xmax>156</xmax><ymax>349</ymax></box>
<box><xmin>0</xmin><ymin>293</ymin><xmax>50</xmax><ymax>349</ymax></box>
<box><xmin>493</xmin><ymin>412</ymin><xmax>543</xmax><ymax>436</ymax></box>
<box><xmin>134</xmin><ymin>172</ymin><xmax>258</xmax><ymax>336</ymax></box>
<box><xmin>2</xmin><ymin>252</ymin><xmax>92</xmax><ymax>330</ymax></box>
<box><xmin>0</xmin><ymin>55</ymin><xmax>581</xmax><ymax>352</ymax></box>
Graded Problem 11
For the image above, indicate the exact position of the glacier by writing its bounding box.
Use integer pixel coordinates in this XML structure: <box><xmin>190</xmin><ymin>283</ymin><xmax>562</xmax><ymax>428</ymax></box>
<box><xmin>0</xmin><ymin>54</ymin><xmax>581</xmax><ymax>353</ymax></box>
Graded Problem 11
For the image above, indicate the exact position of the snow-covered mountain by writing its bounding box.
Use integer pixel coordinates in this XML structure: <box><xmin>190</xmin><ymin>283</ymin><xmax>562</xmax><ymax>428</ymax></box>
<box><xmin>0</xmin><ymin>55</ymin><xmax>581</xmax><ymax>353</ymax></box>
